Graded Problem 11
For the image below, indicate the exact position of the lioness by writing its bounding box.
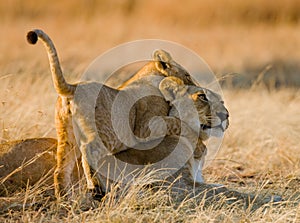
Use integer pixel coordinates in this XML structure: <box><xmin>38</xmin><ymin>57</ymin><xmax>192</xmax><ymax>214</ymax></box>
<box><xmin>158</xmin><ymin>76</ymin><xmax>229</xmax><ymax>183</ymax></box>
<box><xmin>94</xmin><ymin>76</ymin><xmax>229</xmax><ymax>189</ymax></box>
<box><xmin>27</xmin><ymin>29</ymin><xmax>210</xmax><ymax>198</ymax></box>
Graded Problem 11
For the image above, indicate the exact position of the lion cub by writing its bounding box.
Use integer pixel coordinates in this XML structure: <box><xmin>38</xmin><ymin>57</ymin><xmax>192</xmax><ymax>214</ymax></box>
<box><xmin>26</xmin><ymin>29</ymin><xmax>201</xmax><ymax>198</ymax></box>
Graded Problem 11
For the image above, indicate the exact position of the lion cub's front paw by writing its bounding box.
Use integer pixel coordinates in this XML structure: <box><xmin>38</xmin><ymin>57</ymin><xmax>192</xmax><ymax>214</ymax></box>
<box><xmin>148</xmin><ymin>116</ymin><xmax>168</xmax><ymax>139</ymax></box>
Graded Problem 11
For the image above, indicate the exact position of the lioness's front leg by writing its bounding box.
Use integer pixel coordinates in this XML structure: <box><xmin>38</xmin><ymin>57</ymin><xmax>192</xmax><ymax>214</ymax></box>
<box><xmin>189</xmin><ymin>139</ymin><xmax>207</xmax><ymax>183</ymax></box>
<box><xmin>148</xmin><ymin>116</ymin><xmax>207</xmax><ymax>182</ymax></box>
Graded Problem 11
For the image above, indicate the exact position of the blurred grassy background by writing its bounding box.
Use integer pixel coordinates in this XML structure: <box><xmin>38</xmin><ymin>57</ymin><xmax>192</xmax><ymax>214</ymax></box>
<box><xmin>2</xmin><ymin>0</ymin><xmax>300</xmax><ymax>24</ymax></box>
<box><xmin>1</xmin><ymin>0</ymin><xmax>300</xmax><ymax>88</ymax></box>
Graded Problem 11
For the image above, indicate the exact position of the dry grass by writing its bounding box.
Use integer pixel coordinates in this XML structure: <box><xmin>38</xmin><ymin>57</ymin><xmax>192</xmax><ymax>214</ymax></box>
<box><xmin>0</xmin><ymin>0</ymin><xmax>300</xmax><ymax>222</ymax></box>
<box><xmin>1</xmin><ymin>60</ymin><xmax>299</xmax><ymax>223</ymax></box>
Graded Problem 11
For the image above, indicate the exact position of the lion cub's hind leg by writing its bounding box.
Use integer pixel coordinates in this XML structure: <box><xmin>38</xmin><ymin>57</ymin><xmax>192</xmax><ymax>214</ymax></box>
<box><xmin>54</xmin><ymin>97</ymin><xmax>81</xmax><ymax>198</ymax></box>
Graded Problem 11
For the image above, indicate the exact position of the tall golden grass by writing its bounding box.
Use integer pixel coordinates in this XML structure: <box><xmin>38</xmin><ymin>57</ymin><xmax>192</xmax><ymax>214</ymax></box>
<box><xmin>0</xmin><ymin>0</ymin><xmax>299</xmax><ymax>222</ymax></box>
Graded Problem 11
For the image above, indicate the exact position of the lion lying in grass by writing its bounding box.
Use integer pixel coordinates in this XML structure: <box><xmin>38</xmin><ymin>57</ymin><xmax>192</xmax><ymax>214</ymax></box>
<box><xmin>0</xmin><ymin>138</ymin><xmax>83</xmax><ymax>196</ymax></box>
<box><xmin>0</xmin><ymin>138</ymin><xmax>58</xmax><ymax>195</ymax></box>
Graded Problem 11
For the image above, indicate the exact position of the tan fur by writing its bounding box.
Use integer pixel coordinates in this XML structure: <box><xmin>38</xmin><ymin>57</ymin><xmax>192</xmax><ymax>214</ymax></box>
<box><xmin>27</xmin><ymin>29</ymin><xmax>204</xmax><ymax>198</ymax></box>
<box><xmin>1</xmin><ymin>29</ymin><xmax>281</xmax><ymax>208</ymax></box>
<box><xmin>158</xmin><ymin>76</ymin><xmax>229</xmax><ymax>183</ymax></box>
<box><xmin>159</xmin><ymin>76</ymin><xmax>229</xmax><ymax>140</ymax></box>
<box><xmin>0</xmin><ymin>138</ymin><xmax>80</xmax><ymax>195</ymax></box>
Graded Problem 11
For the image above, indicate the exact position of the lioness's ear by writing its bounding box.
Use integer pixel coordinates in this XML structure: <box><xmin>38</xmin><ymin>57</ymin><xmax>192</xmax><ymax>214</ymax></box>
<box><xmin>159</xmin><ymin>76</ymin><xmax>187</xmax><ymax>102</ymax></box>
<box><xmin>152</xmin><ymin>49</ymin><xmax>173</xmax><ymax>63</ymax></box>
<box><xmin>153</xmin><ymin>49</ymin><xmax>173</xmax><ymax>75</ymax></box>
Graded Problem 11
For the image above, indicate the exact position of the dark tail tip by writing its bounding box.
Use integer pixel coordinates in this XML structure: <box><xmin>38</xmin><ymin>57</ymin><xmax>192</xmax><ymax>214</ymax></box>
<box><xmin>26</xmin><ymin>31</ymin><xmax>38</xmax><ymax>44</ymax></box>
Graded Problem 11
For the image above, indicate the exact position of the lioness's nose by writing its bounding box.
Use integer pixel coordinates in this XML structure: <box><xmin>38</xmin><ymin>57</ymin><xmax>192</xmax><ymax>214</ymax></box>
<box><xmin>217</xmin><ymin>112</ymin><xmax>229</xmax><ymax>121</ymax></box>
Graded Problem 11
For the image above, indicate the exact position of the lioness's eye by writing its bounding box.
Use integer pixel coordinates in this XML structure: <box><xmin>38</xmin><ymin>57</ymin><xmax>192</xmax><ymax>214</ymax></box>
<box><xmin>160</xmin><ymin>61</ymin><xmax>169</xmax><ymax>70</ymax></box>
<box><xmin>198</xmin><ymin>93</ymin><xmax>208</xmax><ymax>101</ymax></box>
<box><xmin>185</xmin><ymin>74</ymin><xmax>192</xmax><ymax>81</ymax></box>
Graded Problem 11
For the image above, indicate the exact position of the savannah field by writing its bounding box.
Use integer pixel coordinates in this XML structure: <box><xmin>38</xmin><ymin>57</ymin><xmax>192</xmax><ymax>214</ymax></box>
<box><xmin>0</xmin><ymin>0</ymin><xmax>300</xmax><ymax>222</ymax></box>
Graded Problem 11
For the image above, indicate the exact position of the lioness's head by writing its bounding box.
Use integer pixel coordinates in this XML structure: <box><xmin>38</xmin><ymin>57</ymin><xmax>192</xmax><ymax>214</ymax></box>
<box><xmin>159</xmin><ymin>76</ymin><xmax>229</xmax><ymax>139</ymax></box>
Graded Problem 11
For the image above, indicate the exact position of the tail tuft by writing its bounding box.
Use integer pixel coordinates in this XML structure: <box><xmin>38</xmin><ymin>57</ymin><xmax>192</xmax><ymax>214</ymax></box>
<box><xmin>27</xmin><ymin>31</ymin><xmax>38</xmax><ymax>44</ymax></box>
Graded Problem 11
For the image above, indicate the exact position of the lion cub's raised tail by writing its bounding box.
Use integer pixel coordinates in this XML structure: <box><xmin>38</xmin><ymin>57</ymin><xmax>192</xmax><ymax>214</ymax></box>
<box><xmin>26</xmin><ymin>29</ymin><xmax>76</xmax><ymax>97</ymax></box>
